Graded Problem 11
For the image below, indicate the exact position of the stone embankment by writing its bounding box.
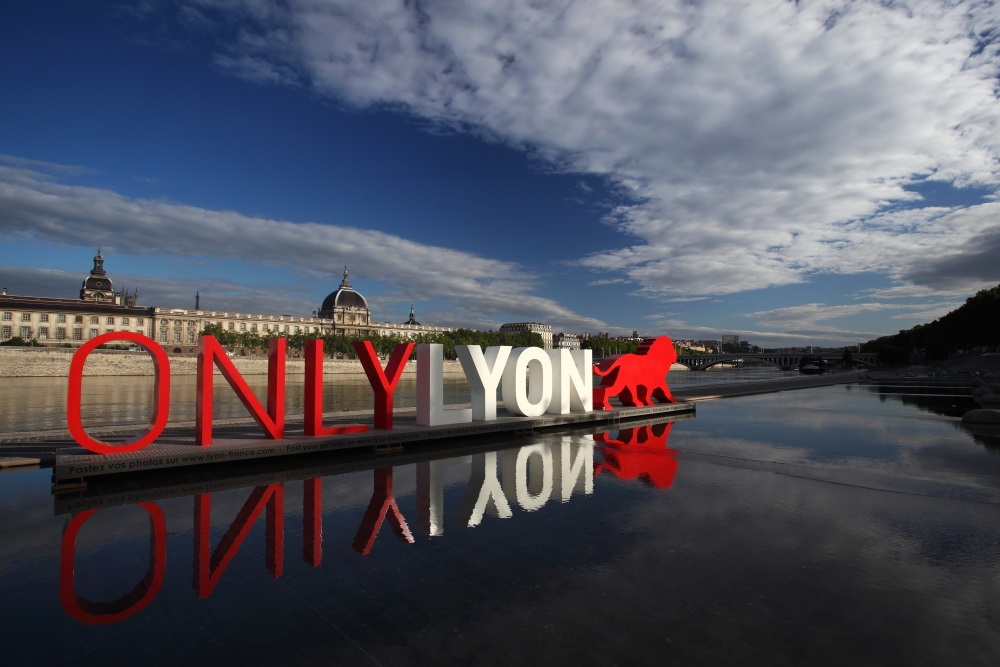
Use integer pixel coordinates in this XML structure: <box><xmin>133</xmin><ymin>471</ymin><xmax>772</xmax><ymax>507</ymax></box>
<box><xmin>0</xmin><ymin>347</ymin><xmax>465</xmax><ymax>377</ymax></box>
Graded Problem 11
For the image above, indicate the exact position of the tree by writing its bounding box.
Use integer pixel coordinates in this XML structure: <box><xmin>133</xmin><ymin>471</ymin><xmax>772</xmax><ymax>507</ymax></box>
<box><xmin>0</xmin><ymin>336</ymin><xmax>30</xmax><ymax>347</ymax></box>
<box><xmin>862</xmin><ymin>284</ymin><xmax>1000</xmax><ymax>364</ymax></box>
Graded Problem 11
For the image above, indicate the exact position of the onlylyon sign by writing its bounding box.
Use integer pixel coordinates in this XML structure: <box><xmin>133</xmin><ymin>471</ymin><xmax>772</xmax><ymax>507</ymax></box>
<box><xmin>67</xmin><ymin>332</ymin><xmax>677</xmax><ymax>456</ymax></box>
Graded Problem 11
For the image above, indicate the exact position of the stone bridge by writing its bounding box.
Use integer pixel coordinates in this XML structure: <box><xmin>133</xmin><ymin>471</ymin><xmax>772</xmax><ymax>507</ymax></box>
<box><xmin>675</xmin><ymin>352</ymin><xmax>877</xmax><ymax>371</ymax></box>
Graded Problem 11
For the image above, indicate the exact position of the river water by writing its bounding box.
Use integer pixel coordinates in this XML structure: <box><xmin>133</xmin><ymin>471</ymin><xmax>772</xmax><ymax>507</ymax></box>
<box><xmin>0</xmin><ymin>366</ymin><xmax>794</xmax><ymax>433</ymax></box>
<box><xmin>1</xmin><ymin>373</ymin><xmax>998</xmax><ymax>664</ymax></box>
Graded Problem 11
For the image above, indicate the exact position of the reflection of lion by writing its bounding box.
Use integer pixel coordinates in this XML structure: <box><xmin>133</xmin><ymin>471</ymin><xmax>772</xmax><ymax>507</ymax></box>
<box><xmin>593</xmin><ymin>336</ymin><xmax>677</xmax><ymax>410</ymax></box>
<box><xmin>593</xmin><ymin>422</ymin><xmax>678</xmax><ymax>489</ymax></box>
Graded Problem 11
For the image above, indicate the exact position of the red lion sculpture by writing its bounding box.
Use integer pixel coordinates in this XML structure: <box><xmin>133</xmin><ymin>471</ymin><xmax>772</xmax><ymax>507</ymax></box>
<box><xmin>593</xmin><ymin>336</ymin><xmax>677</xmax><ymax>410</ymax></box>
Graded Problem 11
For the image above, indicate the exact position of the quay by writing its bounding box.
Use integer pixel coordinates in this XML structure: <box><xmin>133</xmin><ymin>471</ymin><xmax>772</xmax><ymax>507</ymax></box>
<box><xmin>51</xmin><ymin>401</ymin><xmax>695</xmax><ymax>484</ymax></box>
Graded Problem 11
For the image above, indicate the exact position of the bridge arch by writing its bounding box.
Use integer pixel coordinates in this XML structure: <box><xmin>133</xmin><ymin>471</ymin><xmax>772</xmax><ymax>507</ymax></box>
<box><xmin>675</xmin><ymin>352</ymin><xmax>878</xmax><ymax>371</ymax></box>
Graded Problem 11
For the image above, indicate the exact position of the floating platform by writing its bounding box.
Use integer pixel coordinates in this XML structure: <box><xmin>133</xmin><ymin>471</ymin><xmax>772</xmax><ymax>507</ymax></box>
<box><xmin>53</xmin><ymin>410</ymin><xmax>696</xmax><ymax>514</ymax></box>
<box><xmin>53</xmin><ymin>401</ymin><xmax>694</xmax><ymax>483</ymax></box>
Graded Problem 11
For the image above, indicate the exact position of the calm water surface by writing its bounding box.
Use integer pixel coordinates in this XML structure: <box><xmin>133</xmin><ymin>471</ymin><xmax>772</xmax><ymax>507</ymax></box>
<box><xmin>0</xmin><ymin>367</ymin><xmax>795</xmax><ymax>433</ymax></box>
<box><xmin>0</xmin><ymin>383</ymin><xmax>998</xmax><ymax>665</ymax></box>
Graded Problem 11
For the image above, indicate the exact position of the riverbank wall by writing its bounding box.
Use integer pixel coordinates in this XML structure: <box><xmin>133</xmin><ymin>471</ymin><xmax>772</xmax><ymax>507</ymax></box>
<box><xmin>0</xmin><ymin>347</ymin><xmax>466</xmax><ymax>377</ymax></box>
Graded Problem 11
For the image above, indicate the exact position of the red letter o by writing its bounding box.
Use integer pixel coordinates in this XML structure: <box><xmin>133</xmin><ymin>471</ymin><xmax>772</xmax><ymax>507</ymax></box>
<box><xmin>67</xmin><ymin>332</ymin><xmax>170</xmax><ymax>454</ymax></box>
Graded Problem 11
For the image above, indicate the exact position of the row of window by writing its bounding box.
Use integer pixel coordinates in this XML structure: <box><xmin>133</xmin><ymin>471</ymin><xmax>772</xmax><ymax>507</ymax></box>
<box><xmin>3</xmin><ymin>313</ymin><xmax>384</xmax><ymax>343</ymax></box>
<box><xmin>165</xmin><ymin>321</ymin><xmax>321</xmax><ymax>334</ymax></box>
<box><xmin>0</xmin><ymin>326</ymin><xmax>119</xmax><ymax>341</ymax></box>
<box><xmin>334</xmin><ymin>313</ymin><xmax>367</xmax><ymax>323</ymax></box>
<box><xmin>158</xmin><ymin>332</ymin><xmax>198</xmax><ymax>343</ymax></box>
<box><xmin>1</xmin><ymin>312</ymin><xmax>144</xmax><ymax>326</ymax></box>
<box><xmin>219</xmin><ymin>322</ymin><xmax>314</xmax><ymax>334</ymax></box>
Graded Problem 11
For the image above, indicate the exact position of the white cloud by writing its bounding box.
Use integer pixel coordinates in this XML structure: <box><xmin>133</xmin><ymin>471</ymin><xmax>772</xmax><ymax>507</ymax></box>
<box><xmin>177</xmin><ymin>0</ymin><xmax>1000</xmax><ymax>300</ymax></box>
<box><xmin>738</xmin><ymin>301</ymin><xmax>917</xmax><ymax>341</ymax></box>
<box><xmin>587</xmin><ymin>278</ymin><xmax>628</xmax><ymax>286</ymax></box>
<box><xmin>888</xmin><ymin>302</ymin><xmax>966</xmax><ymax>322</ymax></box>
<box><xmin>856</xmin><ymin>284</ymin><xmax>956</xmax><ymax>300</ymax></box>
<box><xmin>0</xmin><ymin>163</ymin><xmax>608</xmax><ymax>332</ymax></box>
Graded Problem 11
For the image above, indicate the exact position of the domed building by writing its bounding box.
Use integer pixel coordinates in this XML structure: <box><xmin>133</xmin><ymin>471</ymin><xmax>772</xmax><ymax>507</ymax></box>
<box><xmin>80</xmin><ymin>249</ymin><xmax>139</xmax><ymax>306</ymax></box>
<box><xmin>318</xmin><ymin>267</ymin><xmax>372</xmax><ymax>336</ymax></box>
<box><xmin>2</xmin><ymin>252</ymin><xmax>455</xmax><ymax>351</ymax></box>
<box><xmin>1</xmin><ymin>250</ymin><xmax>150</xmax><ymax>346</ymax></box>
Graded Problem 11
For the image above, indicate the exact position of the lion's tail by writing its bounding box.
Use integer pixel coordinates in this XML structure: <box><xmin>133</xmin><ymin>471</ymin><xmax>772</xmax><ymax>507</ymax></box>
<box><xmin>593</xmin><ymin>363</ymin><xmax>617</xmax><ymax>377</ymax></box>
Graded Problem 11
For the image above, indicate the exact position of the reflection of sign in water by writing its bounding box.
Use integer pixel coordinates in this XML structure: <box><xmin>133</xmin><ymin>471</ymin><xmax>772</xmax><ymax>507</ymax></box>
<box><xmin>449</xmin><ymin>439</ymin><xmax>594</xmax><ymax>530</ymax></box>
<box><xmin>593</xmin><ymin>422</ymin><xmax>679</xmax><ymax>489</ymax></box>
<box><xmin>194</xmin><ymin>484</ymin><xmax>284</xmax><ymax>597</ymax></box>
<box><xmin>353</xmin><ymin>468</ymin><xmax>414</xmax><ymax>555</ymax></box>
<box><xmin>60</xmin><ymin>502</ymin><xmax>166</xmax><ymax>625</ymax></box>
<box><xmin>59</xmin><ymin>421</ymin><xmax>683</xmax><ymax>625</ymax></box>
<box><xmin>593</xmin><ymin>337</ymin><xmax>677</xmax><ymax>410</ymax></box>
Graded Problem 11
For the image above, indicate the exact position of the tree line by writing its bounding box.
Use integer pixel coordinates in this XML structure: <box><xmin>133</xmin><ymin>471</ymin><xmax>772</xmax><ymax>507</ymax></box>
<box><xmin>200</xmin><ymin>324</ymin><xmax>544</xmax><ymax>359</ymax></box>
<box><xmin>862</xmin><ymin>284</ymin><xmax>1000</xmax><ymax>365</ymax></box>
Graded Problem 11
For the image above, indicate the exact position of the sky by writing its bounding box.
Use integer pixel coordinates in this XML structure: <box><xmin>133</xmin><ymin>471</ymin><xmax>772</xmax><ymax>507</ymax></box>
<box><xmin>1</xmin><ymin>0</ymin><xmax>998</xmax><ymax>348</ymax></box>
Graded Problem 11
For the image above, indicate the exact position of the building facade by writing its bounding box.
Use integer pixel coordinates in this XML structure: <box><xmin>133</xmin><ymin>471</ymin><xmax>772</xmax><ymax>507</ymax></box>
<box><xmin>500</xmin><ymin>322</ymin><xmax>553</xmax><ymax>349</ymax></box>
<box><xmin>0</xmin><ymin>253</ymin><xmax>453</xmax><ymax>352</ymax></box>
<box><xmin>153</xmin><ymin>269</ymin><xmax>453</xmax><ymax>354</ymax></box>
<box><xmin>1</xmin><ymin>251</ymin><xmax>153</xmax><ymax>346</ymax></box>
<box><xmin>552</xmin><ymin>332</ymin><xmax>582</xmax><ymax>349</ymax></box>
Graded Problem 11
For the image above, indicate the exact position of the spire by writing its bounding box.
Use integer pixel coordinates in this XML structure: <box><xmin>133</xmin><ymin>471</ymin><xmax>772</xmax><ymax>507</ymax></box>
<box><xmin>340</xmin><ymin>266</ymin><xmax>352</xmax><ymax>289</ymax></box>
<box><xmin>195</xmin><ymin>291</ymin><xmax>201</xmax><ymax>310</ymax></box>
<box><xmin>81</xmin><ymin>249</ymin><xmax>113</xmax><ymax>300</ymax></box>
<box><xmin>91</xmin><ymin>248</ymin><xmax>106</xmax><ymax>276</ymax></box>
<box><xmin>404</xmin><ymin>303</ymin><xmax>421</xmax><ymax>326</ymax></box>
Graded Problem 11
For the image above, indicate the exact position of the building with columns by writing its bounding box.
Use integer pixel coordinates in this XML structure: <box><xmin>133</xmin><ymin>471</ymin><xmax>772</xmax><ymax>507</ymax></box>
<box><xmin>0</xmin><ymin>253</ymin><xmax>453</xmax><ymax>352</ymax></box>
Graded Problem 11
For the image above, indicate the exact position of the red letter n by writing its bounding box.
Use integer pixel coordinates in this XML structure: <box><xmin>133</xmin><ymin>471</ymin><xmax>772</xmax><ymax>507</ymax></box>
<box><xmin>197</xmin><ymin>336</ymin><xmax>285</xmax><ymax>445</ymax></box>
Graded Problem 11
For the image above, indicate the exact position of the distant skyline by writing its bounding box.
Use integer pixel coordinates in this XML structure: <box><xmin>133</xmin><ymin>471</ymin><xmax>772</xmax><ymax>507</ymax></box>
<box><xmin>1</xmin><ymin>1</ymin><xmax>998</xmax><ymax>347</ymax></box>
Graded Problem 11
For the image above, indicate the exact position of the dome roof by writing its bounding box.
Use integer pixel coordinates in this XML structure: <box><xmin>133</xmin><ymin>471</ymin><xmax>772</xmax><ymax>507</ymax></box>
<box><xmin>82</xmin><ymin>274</ymin><xmax>113</xmax><ymax>292</ymax></box>
<box><xmin>320</xmin><ymin>267</ymin><xmax>369</xmax><ymax>314</ymax></box>
<box><xmin>80</xmin><ymin>250</ymin><xmax>114</xmax><ymax>299</ymax></box>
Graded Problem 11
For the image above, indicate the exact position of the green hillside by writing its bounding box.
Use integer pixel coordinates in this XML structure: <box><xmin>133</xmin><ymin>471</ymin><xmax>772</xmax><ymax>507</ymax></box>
<box><xmin>863</xmin><ymin>284</ymin><xmax>1000</xmax><ymax>365</ymax></box>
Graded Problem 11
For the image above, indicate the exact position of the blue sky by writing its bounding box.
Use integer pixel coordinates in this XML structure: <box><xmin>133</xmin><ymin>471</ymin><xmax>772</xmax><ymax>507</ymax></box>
<box><xmin>1</xmin><ymin>0</ymin><xmax>998</xmax><ymax>347</ymax></box>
